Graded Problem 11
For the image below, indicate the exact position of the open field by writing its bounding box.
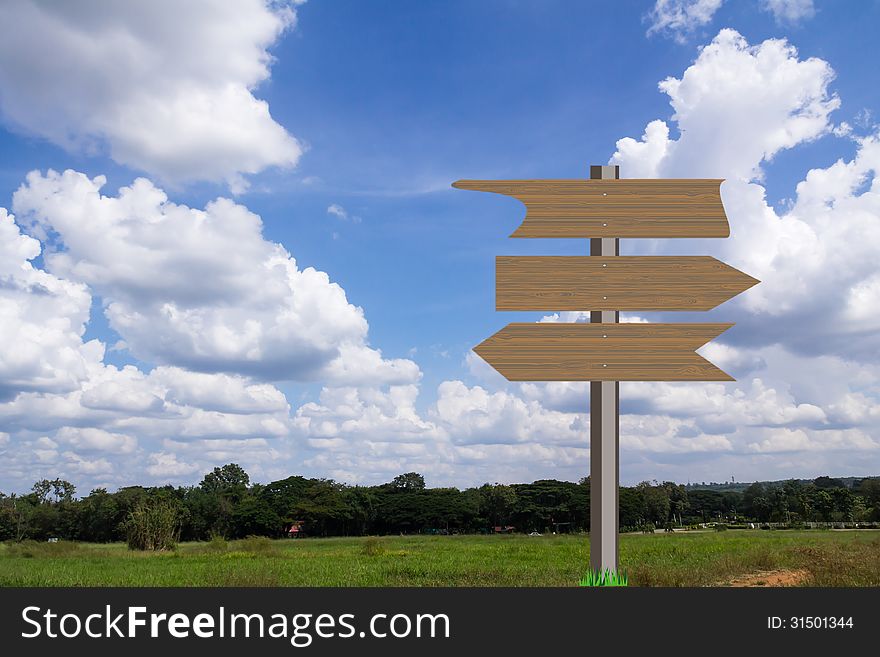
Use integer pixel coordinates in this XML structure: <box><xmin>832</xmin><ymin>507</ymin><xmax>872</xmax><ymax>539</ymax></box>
<box><xmin>1</xmin><ymin>530</ymin><xmax>879</xmax><ymax>587</ymax></box>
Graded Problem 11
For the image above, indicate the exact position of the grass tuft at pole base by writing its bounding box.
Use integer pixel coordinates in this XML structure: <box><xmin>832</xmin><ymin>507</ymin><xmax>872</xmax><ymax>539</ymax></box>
<box><xmin>579</xmin><ymin>568</ymin><xmax>628</xmax><ymax>587</ymax></box>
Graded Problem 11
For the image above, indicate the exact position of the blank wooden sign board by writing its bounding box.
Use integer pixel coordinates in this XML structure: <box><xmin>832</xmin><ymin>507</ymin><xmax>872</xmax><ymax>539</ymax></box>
<box><xmin>495</xmin><ymin>256</ymin><xmax>758</xmax><ymax>312</ymax></box>
<box><xmin>451</xmin><ymin>178</ymin><xmax>730</xmax><ymax>238</ymax></box>
<box><xmin>454</xmin><ymin>166</ymin><xmax>759</xmax><ymax>576</ymax></box>
<box><xmin>474</xmin><ymin>322</ymin><xmax>735</xmax><ymax>382</ymax></box>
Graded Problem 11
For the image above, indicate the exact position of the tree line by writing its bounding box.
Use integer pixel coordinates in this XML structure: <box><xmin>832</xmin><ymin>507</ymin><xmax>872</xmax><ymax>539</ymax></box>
<box><xmin>2</xmin><ymin>465</ymin><xmax>879</xmax><ymax>543</ymax></box>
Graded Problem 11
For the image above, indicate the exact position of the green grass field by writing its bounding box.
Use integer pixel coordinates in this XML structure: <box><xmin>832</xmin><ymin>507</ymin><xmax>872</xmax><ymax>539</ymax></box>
<box><xmin>1</xmin><ymin>530</ymin><xmax>879</xmax><ymax>587</ymax></box>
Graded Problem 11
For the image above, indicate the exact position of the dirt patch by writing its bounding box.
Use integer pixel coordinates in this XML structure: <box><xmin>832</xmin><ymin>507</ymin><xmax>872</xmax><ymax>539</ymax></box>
<box><xmin>721</xmin><ymin>569</ymin><xmax>811</xmax><ymax>587</ymax></box>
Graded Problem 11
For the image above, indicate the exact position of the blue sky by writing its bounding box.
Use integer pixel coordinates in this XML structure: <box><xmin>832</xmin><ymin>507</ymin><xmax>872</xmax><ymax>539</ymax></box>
<box><xmin>1</xmin><ymin>0</ymin><xmax>879</xmax><ymax>493</ymax></box>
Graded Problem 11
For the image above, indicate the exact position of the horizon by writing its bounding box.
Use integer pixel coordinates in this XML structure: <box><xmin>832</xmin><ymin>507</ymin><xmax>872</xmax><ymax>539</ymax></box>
<box><xmin>1</xmin><ymin>1</ymin><xmax>880</xmax><ymax>494</ymax></box>
<box><xmin>4</xmin><ymin>465</ymin><xmax>877</xmax><ymax>498</ymax></box>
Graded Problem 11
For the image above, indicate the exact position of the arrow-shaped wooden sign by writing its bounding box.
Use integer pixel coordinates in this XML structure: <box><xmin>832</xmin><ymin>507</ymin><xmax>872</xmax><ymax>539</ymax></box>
<box><xmin>496</xmin><ymin>255</ymin><xmax>759</xmax><ymax>311</ymax></box>
<box><xmin>452</xmin><ymin>179</ymin><xmax>729</xmax><ymax>238</ymax></box>
<box><xmin>474</xmin><ymin>322</ymin><xmax>734</xmax><ymax>382</ymax></box>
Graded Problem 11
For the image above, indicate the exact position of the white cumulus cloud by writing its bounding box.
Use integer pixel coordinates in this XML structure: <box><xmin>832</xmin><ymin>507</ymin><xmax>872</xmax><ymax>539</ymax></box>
<box><xmin>761</xmin><ymin>0</ymin><xmax>815</xmax><ymax>24</ymax></box>
<box><xmin>431</xmin><ymin>381</ymin><xmax>586</xmax><ymax>447</ymax></box>
<box><xmin>12</xmin><ymin>170</ymin><xmax>419</xmax><ymax>385</ymax></box>
<box><xmin>645</xmin><ymin>0</ymin><xmax>724</xmax><ymax>43</ymax></box>
<box><xmin>0</xmin><ymin>0</ymin><xmax>303</xmax><ymax>191</ymax></box>
<box><xmin>614</xmin><ymin>29</ymin><xmax>839</xmax><ymax>180</ymax></box>
<box><xmin>294</xmin><ymin>385</ymin><xmax>440</xmax><ymax>444</ymax></box>
<box><xmin>146</xmin><ymin>452</ymin><xmax>201</xmax><ymax>479</ymax></box>
<box><xmin>0</xmin><ymin>208</ymin><xmax>96</xmax><ymax>401</ymax></box>
<box><xmin>55</xmin><ymin>426</ymin><xmax>137</xmax><ymax>455</ymax></box>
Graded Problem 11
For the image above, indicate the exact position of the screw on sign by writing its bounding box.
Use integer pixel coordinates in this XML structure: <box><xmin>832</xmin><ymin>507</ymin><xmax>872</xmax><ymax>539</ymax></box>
<box><xmin>453</xmin><ymin>165</ymin><xmax>759</xmax><ymax>578</ymax></box>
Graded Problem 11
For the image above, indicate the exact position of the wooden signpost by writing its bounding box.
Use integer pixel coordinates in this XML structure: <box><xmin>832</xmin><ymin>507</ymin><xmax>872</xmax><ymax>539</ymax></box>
<box><xmin>454</xmin><ymin>164</ymin><xmax>758</xmax><ymax>576</ymax></box>
<box><xmin>474</xmin><ymin>322</ymin><xmax>735</xmax><ymax>382</ymax></box>
<box><xmin>495</xmin><ymin>256</ymin><xmax>758</xmax><ymax>311</ymax></box>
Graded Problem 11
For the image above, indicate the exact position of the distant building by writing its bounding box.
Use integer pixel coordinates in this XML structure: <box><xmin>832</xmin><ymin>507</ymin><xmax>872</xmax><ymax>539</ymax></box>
<box><xmin>287</xmin><ymin>521</ymin><xmax>305</xmax><ymax>538</ymax></box>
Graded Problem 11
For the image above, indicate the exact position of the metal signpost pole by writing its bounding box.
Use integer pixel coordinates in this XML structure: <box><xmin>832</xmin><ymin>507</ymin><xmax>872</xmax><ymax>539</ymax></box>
<box><xmin>589</xmin><ymin>164</ymin><xmax>620</xmax><ymax>574</ymax></box>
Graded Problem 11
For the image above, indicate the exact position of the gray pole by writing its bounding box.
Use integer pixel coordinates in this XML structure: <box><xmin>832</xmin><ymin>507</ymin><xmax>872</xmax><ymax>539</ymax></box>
<box><xmin>589</xmin><ymin>164</ymin><xmax>620</xmax><ymax>574</ymax></box>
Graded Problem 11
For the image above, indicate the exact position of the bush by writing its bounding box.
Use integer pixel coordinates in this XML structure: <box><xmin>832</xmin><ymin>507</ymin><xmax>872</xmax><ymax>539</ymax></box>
<box><xmin>206</xmin><ymin>534</ymin><xmax>228</xmax><ymax>552</ymax></box>
<box><xmin>233</xmin><ymin>536</ymin><xmax>276</xmax><ymax>554</ymax></box>
<box><xmin>124</xmin><ymin>501</ymin><xmax>180</xmax><ymax>551</ymax></box>
<box><xmin>361</xmin><ymin>537</ymin><xmax>385</xmax><ymax>556</ymax></box>
<box><xmin>715</xmin><ymin>523</ymin><xmax>728</xmax><ymax>532</ymax></box>
<box><xmin>4</xmin><ymin>540</ymin><xmax>80</xmax><ymax>558</ymax></box>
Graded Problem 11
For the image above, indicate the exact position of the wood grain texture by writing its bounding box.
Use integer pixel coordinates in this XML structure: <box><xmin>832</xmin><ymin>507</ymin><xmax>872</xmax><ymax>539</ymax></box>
<box><xmin>474</xmin><ymin>323</ymin><xmax>734</xmax><ymax>381</ymax></box>
<box><xmin>496</xmin><ymin>256</ymin><xmax>759</xmax><ymax>311</ymax></box>
<box><xmin>452</xmin><ymin>179</ymin><xmax>729</xmax><ymax>238</ymax></box>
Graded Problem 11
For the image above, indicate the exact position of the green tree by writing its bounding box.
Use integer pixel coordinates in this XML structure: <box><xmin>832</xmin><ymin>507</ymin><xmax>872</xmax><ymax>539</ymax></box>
<box><xmin>857</xmin><ymin>478</ymin><xmax>880</xmax><ymax>520</ymax></box>
<box><xmin>479</xmin><ymin>484</ymin><xmax>518</xmax><ymax>527</ymax></box>
<box><xmin>390</xmin><ymin>472</ymin><xmax>426</xmax><ymax>492</ymax></box>
<box><xmin>344</xmin><ymin>486</ymin><xmax>379</xmax><ymax>535</ymax></box>
<box><xmin>76</xmin><ymin>488</ymin><xmax>122</xmax><ymax>542</ymax></box>
<box><xmin>663</xmin><ymin>482</ymin><xmax>689</xmax><ymax>525</ymax></box>
<box><xmin>511</xmin><ymin>480</ymin><xmax>583</xmax><ymax>533</ymax></box>
<box><xmin>260</xmin><ymin>476</ymin><xmax>312</xmax><ymax>524</ymax></box>
<box><xmin>420</xmin><ymin>488</ymin><xmax>472</xmax><ymax>531</ymax></box>
<box><xmin>813</xmin><ymin>489</ymin><xmax>835</xmax><ymax>521</ymax></box>
<box><xmin>722</xmin><ymin>491</ymin><xmax>742</xmax><ymax>518</ymax></box>
<box><xmin>200</xmin><ymin>464</ymin><xmax>250</xmax><ymax>499</ymax></box>
<box><xmin>851</xmin><ymin>495</ymin><xmax>869</xmax><ymax>522</ymax></box>
<box><xmin>637</xmin><ymin>482</ymin><xmax>670</xmax><ymax>525</ymax></box>
<box><xmin>832</xmin><ymin>487</ymin><xmax>855</xmax><ymax>521</ymax></box>
<box><xmin>375</xmin><ymin>488</ymin><xmax>423</xmax><ymax>534</ymax></box>
<box><xmin>813</xmin><ymin>476</ymin><xmax>844</xmax><ymax>489</ymax></box>
<box><xmin>231</xmin><ymin>496</ymin><xmax>283</xmax><ymax>538</ymax></box>
<box><xmin>688</xmin><ymin>490</ymin><xmax>725</xmax><ymax>521</ymax></box>
<box><xmin>742</xmin><ymin>482</ymin><xmax>768</xmax><ymax>519</ymax></box>
<box><xmin>618</xmin><ymin>486</ymin><xmax>644</xmax><ymax>529</ymax></box>
<box><xmin>193</xmin><ymin>464</ymin><xmax>252</xmax><ymax>537</ymax></box>
<box><xmin>293</xmin><ymin>480</ymin><xmax>353</xmax><ymax>536</ymax></box>
<box><xmin>0</xmin><ymin>494</ymin><xmax>34</xmax><ymax>541</ymax></box>
<box><xmin>753</xmin><ymin>496</ymin><xmax>772</xmax><ymax>522</ymax></box>
<box><xmin>770</xmin><ymin>487</ymin><xmax>790</xmax><ymax>523</ymax></box>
